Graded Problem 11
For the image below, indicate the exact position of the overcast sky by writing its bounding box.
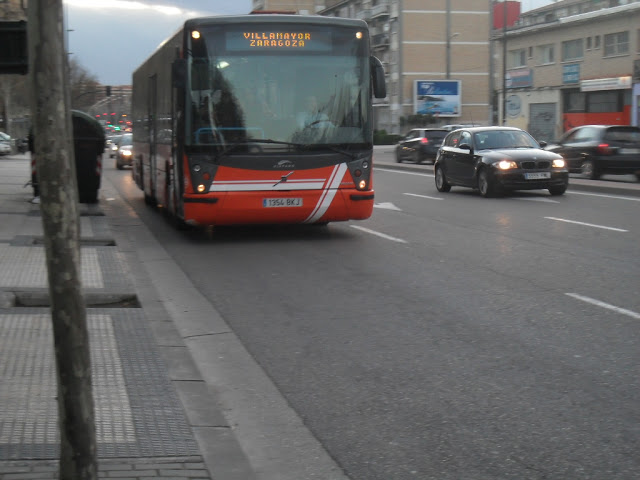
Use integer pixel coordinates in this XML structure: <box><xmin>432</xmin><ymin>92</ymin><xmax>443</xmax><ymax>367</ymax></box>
<box><xmin>65</xmin><ymin>0</ymin><xmax>554</xmax><ymax>86</ymax></box>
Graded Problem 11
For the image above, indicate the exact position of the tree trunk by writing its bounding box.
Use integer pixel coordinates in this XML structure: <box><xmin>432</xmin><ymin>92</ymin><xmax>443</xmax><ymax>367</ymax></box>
<box><xmin>27</xmin><ymin>2</ymin><xmax>98</xmax><ymax>479</ymax></box>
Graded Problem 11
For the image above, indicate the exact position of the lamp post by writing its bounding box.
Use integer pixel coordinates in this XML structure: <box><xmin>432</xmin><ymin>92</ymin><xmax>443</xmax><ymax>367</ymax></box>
<box><xmin>445</xmin><ymin>0</ymin><xmax>459</xmax><ymax>79</ymax></box>
<box><xmin>502</xmin><ymin>0</ymin><xmax>508</xmax><ymax>124</ymax></box>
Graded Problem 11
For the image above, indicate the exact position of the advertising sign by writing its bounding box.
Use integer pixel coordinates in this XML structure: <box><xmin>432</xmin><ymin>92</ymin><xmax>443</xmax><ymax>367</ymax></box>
<box><xmin>414</xmin><ymin>80</ymin><xmax>461</xmax><ymax>117</ymax></box>
<box><xmin>505</xmin><ymin>68</ymin><xmax>533</xmax><ymax>89</ymax></box>
<box><xmin>562</xmin><ymin>64</ymin><xmax>580</xmax><ymax>84</ymax></box>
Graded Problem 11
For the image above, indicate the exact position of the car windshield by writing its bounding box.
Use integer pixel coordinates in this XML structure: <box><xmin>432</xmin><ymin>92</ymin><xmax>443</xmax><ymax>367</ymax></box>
<box><xmin>120</xmin><ymin>134</ymin><xmax>133</xmax><ymax>145</ymax></box>
<box><xmin>474</xmin><ymin>130</ymin><xmax>538</xmax><ymax>150</ymax></box>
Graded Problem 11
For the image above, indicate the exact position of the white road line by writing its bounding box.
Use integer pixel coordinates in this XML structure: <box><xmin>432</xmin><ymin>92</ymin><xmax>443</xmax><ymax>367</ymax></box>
<box><xmin>515</xmin><ymin>197</ymin><xmax>560</xmax><ymax>203</ymax></box>
<box><xmin>545</xmin><ymin>216</ymin><xmax>628</xmax><ymax>232</ymax></box>
<box><xmin>566</xmin><ymin>293</ymin><xmax>640</xmax><ymax>320</ymax></box>
<box><xmin>569</xmin><ymin>191</ymin><xmax>640</xmax><ymax>202</ymax></box>
<box><xmin>404</xmin><ymin>192</ymin><xmax>443</xmax><ymax>201</ymax></box>
<box><xmin>375</xmin><ymin>167</ymin><xmax>434</xmax><ymax>178</ymax></box>
<box><xmin>350</xmin><ymin>225</ymin><xmax>408</xmax><ymax>243</ymax></box>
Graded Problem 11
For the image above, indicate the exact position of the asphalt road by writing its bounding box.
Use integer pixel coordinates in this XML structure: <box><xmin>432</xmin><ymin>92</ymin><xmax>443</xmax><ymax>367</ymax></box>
<box><xmin>106</xmin><ymin>152</ymin><xmax>640</xmax><ymax>480</ymax></box>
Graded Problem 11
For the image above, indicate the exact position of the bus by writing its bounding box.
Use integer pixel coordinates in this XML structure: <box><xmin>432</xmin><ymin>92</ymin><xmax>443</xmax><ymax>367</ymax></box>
<box><xmin>131</xmin><ymin>14</ymin><xmax>386</xmax><ymax>228</ymax></box>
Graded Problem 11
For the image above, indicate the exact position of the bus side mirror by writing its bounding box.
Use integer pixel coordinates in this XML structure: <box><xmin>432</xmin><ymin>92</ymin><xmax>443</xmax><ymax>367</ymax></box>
<box><xmin>172</xmin><ymin>59</ymin><xmax>186</xmax><ymax>89</ymax></box>
<box><xmin>370</xmin><ymin>56</ymin><xmax>386</xmax><ymax>99</ymax></box>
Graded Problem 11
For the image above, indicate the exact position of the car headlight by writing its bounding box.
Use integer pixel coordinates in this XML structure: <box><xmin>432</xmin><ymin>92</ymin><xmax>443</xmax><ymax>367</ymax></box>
<box><xmin>120</xmin><ymin>149</ymin><xmax>132</xmax><ymax>156</ymax></box>
<box><xmin>552</xmin><ymin>159</ymin><xmax>565</xmax><ymax>168</ymax></box>
<box><xmin>495</xmin><ymin>160</ymin><xmax>517</xmax><ymax>170</ymax></box>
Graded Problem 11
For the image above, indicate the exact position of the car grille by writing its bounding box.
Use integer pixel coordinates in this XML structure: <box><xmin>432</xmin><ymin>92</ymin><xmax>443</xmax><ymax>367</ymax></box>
<box><xmin>521</xmin><ymin>161</ymin><xmax>551</xmax><ymax>169</ymax></box>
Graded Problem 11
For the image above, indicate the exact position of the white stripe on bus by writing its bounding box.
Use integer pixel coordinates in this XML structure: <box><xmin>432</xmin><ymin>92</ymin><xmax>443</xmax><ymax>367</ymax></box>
<box><xmin>304</xmin><ymin>164</ymin><xmax>347</xmax><ymax>224</ymax></box>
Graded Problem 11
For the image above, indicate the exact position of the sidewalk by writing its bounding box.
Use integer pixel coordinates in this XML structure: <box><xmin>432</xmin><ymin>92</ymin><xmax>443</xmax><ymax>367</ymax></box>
<box><xmin>0</xmin><ymin>154</ymin><xmax>251</xmax><ymax>479</ymax></box>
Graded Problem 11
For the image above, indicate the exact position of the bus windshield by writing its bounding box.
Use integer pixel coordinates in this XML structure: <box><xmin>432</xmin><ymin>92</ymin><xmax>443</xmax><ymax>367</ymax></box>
<box><xmin>186</xmin><ymin>23</ymin><xmax>371</xmax><ymax>151</ymax></box>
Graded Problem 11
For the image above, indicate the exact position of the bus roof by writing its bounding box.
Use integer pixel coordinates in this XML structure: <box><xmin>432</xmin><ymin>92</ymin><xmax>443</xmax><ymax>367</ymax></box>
<box><xmin>183</xmin><ymin>14</ymin><xmax>368</xmax><ymax>30</ymax></box>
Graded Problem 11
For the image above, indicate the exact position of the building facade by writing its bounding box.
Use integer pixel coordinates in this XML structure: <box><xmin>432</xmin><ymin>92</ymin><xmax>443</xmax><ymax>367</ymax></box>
<box><xmin>253</xmin><ymin>0</ymin><xmax>493</xmax><ymax>134</ymax></box>
<box><xmin>495</xmin><ymin>0</ymin><xmax>640</xmax><ymax>141</ymax></box>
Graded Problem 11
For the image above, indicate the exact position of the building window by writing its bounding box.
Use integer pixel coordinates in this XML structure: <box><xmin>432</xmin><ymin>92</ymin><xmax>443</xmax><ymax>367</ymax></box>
<box><xmin>537</xmin><ymin>44</ymin><xmax>555</xmax><ymax>64</ymax></box>
<box><xmin>564</xmin><ymin>90</ymin><xmax>586</xmax><ymax>112</ymax></box>
<box><xmin>594</xmin><ymin>35</ymin><xmax>601</xmax><ymax>49</ymax></box>
<box><xmin>588</xmin><ymin>91</ymin><xmax>620</xmax><ymax>112</ymax></box>
<box><xmin>604</xmin><ymin>31</ymin><xmax>629</xmax><ymax>57</ymax></box>
<box><xmin>586</xmin><ymin>37</ymin><xmax>592</xmax><ymax>50</ymax></box>
<box><xmin>562</xmin><ymin>39</ymin><xmax>583</xmax><ymax>61</ymax></box>
<box><xmin>509</xmin><ymin>48</ymin><xmax>526</xmax><ymax>68</ymax></box>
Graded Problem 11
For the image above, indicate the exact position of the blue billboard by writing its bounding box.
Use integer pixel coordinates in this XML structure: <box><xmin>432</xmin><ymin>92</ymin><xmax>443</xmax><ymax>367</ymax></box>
<box><xmin>414</xmin><ymin>80</ymin><xmax>461</xmax><ymax>117</ymax></box>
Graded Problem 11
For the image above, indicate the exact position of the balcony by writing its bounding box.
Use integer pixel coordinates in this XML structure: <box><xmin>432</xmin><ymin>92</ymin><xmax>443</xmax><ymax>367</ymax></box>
<box><xmin>371</xmin><ymin>4</ymin><xmax>389</xmax><ymax>19</ymax></box>
<box><xmin>355</xmin><ymin>9</ymin><xmax>371</xmax><ymax>21</ymax></box>
<box><xmin>371</xmin><ymin>33</ymin><xmax>390</xmax><ymax>49</ymax></box>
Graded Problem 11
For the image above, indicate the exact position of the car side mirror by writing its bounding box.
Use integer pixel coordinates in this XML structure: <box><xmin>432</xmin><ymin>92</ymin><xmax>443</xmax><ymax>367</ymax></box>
<box><xmin>538</xmin><ymin>140</ymin><xmax>547</xmax><ymax>148</ymax></box>
<box><xmin>459</xmin><ymin>143</ymin><xmax>472</xmax><ymax>151</ymax></box>
<box><xmin>370</xmin><ymin>56</ymin><xmax>386</xmax><ymax>99</ymax></box>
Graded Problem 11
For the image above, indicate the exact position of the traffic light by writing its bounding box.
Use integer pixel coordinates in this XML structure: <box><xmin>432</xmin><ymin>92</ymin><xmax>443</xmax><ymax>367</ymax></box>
<box><xmin>105</xmin><ymin>85</ymin><xmax>111</xmax><ymax>96</ymax></box>
<box><xmin>0</xmin><ymin>21</ymin><xmax>28</xmax><ymax>75</ymax></box>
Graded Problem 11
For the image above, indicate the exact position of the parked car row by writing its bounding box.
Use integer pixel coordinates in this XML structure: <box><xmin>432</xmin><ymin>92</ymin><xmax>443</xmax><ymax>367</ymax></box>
<box><xmin>394</xmin><ymin>123</ymin><xmax>640</xmax><ymax>198</ymax></box>
<box><xmin>546</xmin><ymin>125</ymin><xmax>640</xmax><ymax>181</ymax></box>
<box><xmin>0</xmin><ymin>132</ymin><xmax>12</xmax><ymax>155</ymax></box>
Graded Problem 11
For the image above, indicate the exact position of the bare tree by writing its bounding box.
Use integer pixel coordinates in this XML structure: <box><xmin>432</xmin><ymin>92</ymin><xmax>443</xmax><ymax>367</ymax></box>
<box><xmin>27</xmin><ymin>1</ymin><xmax>98</xmax><ymax>479</ymax></box>
<box><xmin>68</xmin><ymin>57</ymin><xmax>101</xmax><ymax>112</ymax></box>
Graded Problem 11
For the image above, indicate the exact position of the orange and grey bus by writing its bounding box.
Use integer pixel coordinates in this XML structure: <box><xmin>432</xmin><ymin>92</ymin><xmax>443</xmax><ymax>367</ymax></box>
<box><xmin>131</xmin><ymin>14</ymin><xmax>386</xmax><ymax>227</ymax></box>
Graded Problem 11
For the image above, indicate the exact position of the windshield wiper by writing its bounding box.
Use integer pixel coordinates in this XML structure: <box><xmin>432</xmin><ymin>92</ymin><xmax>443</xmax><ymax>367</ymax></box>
<box><xmin>219</xmin><ymin>139</ymin><xmax>358</xmax><ymax>160</ymax></box>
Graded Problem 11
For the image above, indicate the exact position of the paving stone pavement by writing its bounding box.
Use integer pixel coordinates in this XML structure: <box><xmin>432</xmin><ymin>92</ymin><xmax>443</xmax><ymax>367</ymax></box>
<box><xmin>0</xmin><ymin>155</ymin><xmax>218</xmax><ymax>479</ymax></box>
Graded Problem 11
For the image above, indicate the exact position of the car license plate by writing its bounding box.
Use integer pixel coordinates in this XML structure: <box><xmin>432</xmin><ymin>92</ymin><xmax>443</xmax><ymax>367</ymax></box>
<box><xmin>619</xmin><ymin>148</ymin><xmax>640</xmax><ymax>154</ymax></box>
<box><xmin>525</xmin><ymin>172</ymin><xmax>551</xmax><ymax>180</ymax></box>
<box><xmin>263</xmin><ymin>197</ymin><xmax>303</xmax><ymax>207</ymax></box>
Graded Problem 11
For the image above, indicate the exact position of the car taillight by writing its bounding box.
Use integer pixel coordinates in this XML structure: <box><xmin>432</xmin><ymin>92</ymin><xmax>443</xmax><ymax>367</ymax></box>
<box><xmin>420</xmin><ymin>138</ymin><xmax>429</xmax><ymax>144</ymax></box>
<box><xmin>597</xmin><ymin>143</ymin><xmax>614</xmax><ymax>155</ymax></box>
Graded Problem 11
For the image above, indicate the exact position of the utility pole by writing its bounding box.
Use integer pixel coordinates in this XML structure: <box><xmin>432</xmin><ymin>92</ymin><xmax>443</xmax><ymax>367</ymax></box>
<box><xmin>502</xmin><ymin>0</ymin><xmax>508</xmax><ymax>125</ymax></box>
<box><xmin>27</xmin><ymin>2</ymin><xmax>97</xmax><ymax>479</ymax></box>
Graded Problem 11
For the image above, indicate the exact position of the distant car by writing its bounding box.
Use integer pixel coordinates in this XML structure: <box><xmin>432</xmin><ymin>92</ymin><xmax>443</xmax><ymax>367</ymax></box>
<box><xmin>115</xmin><ymin>133</ymin><xmax>133</xmax><ymax>169</ymax></box>
<box><xmin>109</xmin><ymin>134</ymin><xmax>123</xmax><ymax>158</ymax></box>
<box><xmin>0</xmin><ymin>132</ymin><xmax>11</xmax><ymax>155</ymax></box>
<box><xmin>434</xmin><ymin>126</ymin><xmax>569</xmax><ymax>197</ymax></box>
<box><xmin>545</xmin><ymin>125</ymin><xmax>640</xmax><ymax>181</ymax></box>
<box><xmin>395</xmin><ymin>128</ymin><xmax>448</xmax><ymax>164</ymax></box>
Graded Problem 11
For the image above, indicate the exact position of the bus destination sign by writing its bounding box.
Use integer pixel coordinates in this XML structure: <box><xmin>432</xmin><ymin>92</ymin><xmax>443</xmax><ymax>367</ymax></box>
<box><xmin>226</xmin><ymin>30</ymin><xmax>332</xmax><ymax>52</ymax></box>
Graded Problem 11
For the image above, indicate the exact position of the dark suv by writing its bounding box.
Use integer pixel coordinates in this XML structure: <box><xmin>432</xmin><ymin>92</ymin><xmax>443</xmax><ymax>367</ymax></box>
<box><xmin>546</xmin><ymin>125</ymin><xmax>640</xmax><ymax>180</ymax></box>
<box><xmin>395</xmin><ymin>128</ymin><xmax>448</xmax><ymax>164</ymax></box>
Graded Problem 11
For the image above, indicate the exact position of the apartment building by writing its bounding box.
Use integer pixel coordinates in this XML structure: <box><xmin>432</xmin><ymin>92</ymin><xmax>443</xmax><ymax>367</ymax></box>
<box><xmin>495</xmin><ymin>0</ymin><xmax>640</xmax><ymax>141</ymax></box>
<box><xmin>253</xmin><ymin>0</ymin><xmax>492</xmax><ymax>134</ymax></box>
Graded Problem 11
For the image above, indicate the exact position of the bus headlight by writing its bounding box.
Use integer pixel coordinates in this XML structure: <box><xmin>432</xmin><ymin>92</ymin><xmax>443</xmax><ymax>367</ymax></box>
<box><xmin>197</xmin><ymin>184</ymin><xmax>206</xmax><ymax>193</ymax></box>
<box><xmin>358</xmin><ymin>179</ymin><xmax>367</xmax><ymax>190</ymax></box>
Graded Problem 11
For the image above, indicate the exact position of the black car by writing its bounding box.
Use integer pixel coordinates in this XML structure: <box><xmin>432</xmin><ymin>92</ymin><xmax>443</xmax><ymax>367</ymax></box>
<box><xmin>545</xmin><ymin>125</ymin><xmax>640</xmax><ymax>181</ymax></box>
<box><xmin>434</xmin><ymin>126</ymin><xmax>569</xmax><ymax>197</ymax></box>
<box><xmin>395</xmin><ymin>128</ymin><xmax>448</xmax><ymax>164</ymax></box>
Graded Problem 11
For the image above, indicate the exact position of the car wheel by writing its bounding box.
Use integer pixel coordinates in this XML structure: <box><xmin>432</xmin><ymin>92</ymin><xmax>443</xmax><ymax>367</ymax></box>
<box><xmin>581</xmin><ymin>159</ymin><xmax>599</xmax><ymax>180</ymax></box>
<box><xmin>477</xmin><ymin>169</ymin><xmax>496</xmax><ymax>197</ymax></box>
<box><xmin>548</xmin><ymin>185</ymin><xmax>567</xmax><ymax>196</ymax></box>
<box><xmin>395</xmin><ymin>149</ymin><xmax>403</xmax><ymax>163</ymax></box>
<box><xmin>116</xmin><ymin>159</ymin><xmax>124</xmax><ymax>170</ymax></box>
<box><xmin>435</xmin><ymin>166</ymin><xmax>451</xmax><ymax>192</ymax></box>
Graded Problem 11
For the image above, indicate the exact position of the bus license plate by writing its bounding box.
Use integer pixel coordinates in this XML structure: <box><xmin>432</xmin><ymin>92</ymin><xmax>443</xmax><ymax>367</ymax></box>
<box><xmin>525</xmin><ymin>172</ymin><xmax>551</xmax><ymax>180</ymax></box>
<box><xmin>263</xmin><ymin>198</ymin><xmax>303</xmax><ymax>207</ymax></box>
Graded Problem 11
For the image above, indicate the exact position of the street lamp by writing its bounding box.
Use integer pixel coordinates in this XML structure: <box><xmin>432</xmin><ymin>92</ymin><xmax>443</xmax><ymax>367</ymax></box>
<box><xmin>446</xmin><ymin>32</ymin><xmax>459</xmax><ymax>79</ymax></box>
